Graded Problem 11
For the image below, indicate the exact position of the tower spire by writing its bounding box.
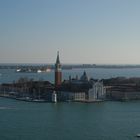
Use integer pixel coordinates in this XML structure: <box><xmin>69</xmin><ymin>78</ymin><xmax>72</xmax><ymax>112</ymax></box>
<box><xmin>55</xmin><ymin>51</ymin><xmax>62</xmax><ymax>88</ymax></box>
<box><xmin>56</xmin><ymin>51</ymin><xmax>60</xmax><ymax>64</ymax></box>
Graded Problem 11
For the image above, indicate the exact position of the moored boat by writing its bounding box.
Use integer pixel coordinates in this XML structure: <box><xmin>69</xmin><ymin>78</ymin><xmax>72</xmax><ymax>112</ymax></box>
<box><xmin>136</xmin><ymin>134</ymin><xmax>140</xmax><ymax>137</ymax></box>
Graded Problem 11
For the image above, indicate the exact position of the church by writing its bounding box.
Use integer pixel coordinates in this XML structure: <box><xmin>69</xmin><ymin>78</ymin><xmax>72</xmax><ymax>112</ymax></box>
<box><xmin>54</xmin><ymin>52</ymin><xmax>106</xmax><ymax>102</ymax></box>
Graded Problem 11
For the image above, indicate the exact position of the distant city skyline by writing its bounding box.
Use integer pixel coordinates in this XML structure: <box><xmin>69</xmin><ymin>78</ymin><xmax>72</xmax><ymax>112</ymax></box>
<box><xmin>0</xmin><ymin>0</ymin><xmax>140</xmax><ymax>64</ymax></box>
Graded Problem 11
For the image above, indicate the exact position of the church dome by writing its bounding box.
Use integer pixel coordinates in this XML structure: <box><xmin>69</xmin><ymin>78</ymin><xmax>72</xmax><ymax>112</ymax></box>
<box><xmin>80</xmin><ymin>71</ymin><xmax>89</xmax><ymax>81</ymax></box>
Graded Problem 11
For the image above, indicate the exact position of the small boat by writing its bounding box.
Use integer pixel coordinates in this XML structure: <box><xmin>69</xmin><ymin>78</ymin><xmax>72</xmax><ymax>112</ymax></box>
<box><xmin>136</xmin><ymin>134</ymin><xmax>140</xmax><ymax>137</ymax></box>
<box><xmin>37</xmin><ymin>70</ymin><xmax>42</xmax><ymax>73</ymax></box>
<box><xmin>37</xmin><ymin>68</ymin><xmax>51</xmax><ymax>73</ymax></box>
<box><xmin>32</xmin><ymin>99</ymin><xmax>46</xmax><ymax>102</ymax></box>
<box><xmin>16</xmin><ymin>69</ymin><xmax>21</xmax><ymax>72</ymax></box>
<box><xmin>46</xmin><ymin>68</ymin><xmax>51</xmax><ymax>72</ymax></box>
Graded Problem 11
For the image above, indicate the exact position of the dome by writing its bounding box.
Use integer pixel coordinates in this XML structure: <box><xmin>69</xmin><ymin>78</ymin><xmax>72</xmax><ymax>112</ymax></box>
<box><xmin>80</xmin><ymin>71</ymin><xmax>89</xmax><ymax>81</ymax></box>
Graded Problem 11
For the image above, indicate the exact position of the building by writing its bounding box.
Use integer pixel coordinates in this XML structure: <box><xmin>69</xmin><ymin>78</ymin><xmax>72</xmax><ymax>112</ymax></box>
<box><xmin>88</xmin><ymin>81</ymin><xmax>106</xmax><ymax>101</ymax></box>
<box><xmin>59</xmin><ymin>71</ymin><xmax>106</xmax><ymax>102</ymax></box>
<box><xmin>57</xmin><ymin>91</ymin><xmax>86</xmax><ymax>102</ymax></box>
<box><xmin>55</xmin><ymin>51</ymin><xmax>62</xmax><ymax>88</ymax></box>
<box><xmin>106</xmin><ymin>85</ymin><xmax>140</xmax><ymax>101</ymax></box>
<box><xmin>73</xmin><ymin>92</ymin><xmax>86</xmax><ymax>101</ymax></box>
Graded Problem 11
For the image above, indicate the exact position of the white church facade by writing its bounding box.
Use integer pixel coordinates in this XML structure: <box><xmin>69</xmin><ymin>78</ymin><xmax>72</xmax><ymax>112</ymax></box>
<box><xmin>88</xmin><ymin>81</ymin><xmax>106</xmax><ymax>101</ymax></box>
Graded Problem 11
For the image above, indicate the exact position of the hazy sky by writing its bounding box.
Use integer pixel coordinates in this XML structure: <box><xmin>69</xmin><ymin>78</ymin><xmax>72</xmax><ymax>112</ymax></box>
<box><xmin>0</xmin><ymin>0</ymin><xmax>140</xmax><ymax>64</ymax></box>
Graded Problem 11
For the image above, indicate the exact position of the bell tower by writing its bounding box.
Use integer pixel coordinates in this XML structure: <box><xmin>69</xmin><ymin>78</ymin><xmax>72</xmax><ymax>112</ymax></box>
<box><xmin>55</xmin><ymin>51</ymin><xmax>62</xmax><ymax>87</ymax></box>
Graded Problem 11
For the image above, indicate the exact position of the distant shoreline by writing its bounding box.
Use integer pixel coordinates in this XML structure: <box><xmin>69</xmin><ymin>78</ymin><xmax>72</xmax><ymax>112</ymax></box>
<box><xmin>1</xmin><ymin>64</ymin><xmax>140</xmax><ymax>70</ymax></box>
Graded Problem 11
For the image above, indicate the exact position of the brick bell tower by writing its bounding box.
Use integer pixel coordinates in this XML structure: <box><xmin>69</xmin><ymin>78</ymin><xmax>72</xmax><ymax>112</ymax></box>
<box><xmin>55</xmin><ymin>51</ymin><xmax>62</xmax><ymax>87</ymax></box>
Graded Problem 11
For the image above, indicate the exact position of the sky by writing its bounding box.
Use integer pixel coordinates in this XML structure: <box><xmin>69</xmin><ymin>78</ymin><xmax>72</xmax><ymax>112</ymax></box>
<box><xmin>0</xmin><ymin>0</ymin><xmax>140</xmax><ymax>64</ymax></box>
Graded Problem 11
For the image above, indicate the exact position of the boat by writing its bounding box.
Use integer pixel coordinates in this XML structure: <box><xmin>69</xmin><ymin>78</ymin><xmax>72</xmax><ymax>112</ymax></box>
<box><xmin>16</xmin><ymin>69</ymin><xmax>21</xmax><ymax>72</ymax></box>
<box><xmin>16</xmin><ymin>97</ymin><xmax>32</xmax><ymax>101</ymax></box>
<box><xmin>32</xmin><ymin>99</ymin><xmax>46</xmax><ymax>103</ymax></box>
<box><xmin>37</xmin><ymin>70</ymin><xmax>42</xmax><ymax>73</ymax></box>
<box><xmin>16</xmin><ymin>67</ymin><xmax>51</xmax><ymax>73</ymax></box>
<box><xmin>136</xmin><ymin>134</ymin><xmax>140</xmax><ymax>137</ymax></box>
<box><xmin>46</xmin><ymin>68</ymin><xmax>51</xmax><ymax>72</ymax></box>
<box><xmin>37</xmin><ymin>68</ymin><xmax>51</xmax><ymax>73</ymax></box>
<box><xmin>16</xmin><ymin>68</ymin><xmax>37</xmax><ymax>73</ymax></box>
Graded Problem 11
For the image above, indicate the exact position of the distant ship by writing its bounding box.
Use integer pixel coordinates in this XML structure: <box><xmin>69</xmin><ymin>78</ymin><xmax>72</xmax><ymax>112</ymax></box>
<box><xmin>16</xmin><ymin>68</ymin><xmax>51</xmax><ymax>73</ymax></box>
<box><xmin>37</xmin><ymin>68</ymin><xmax>51</xmax><ymax>73</ymax></box>
<box><xmin>16</xmin><ymin>68</ymin><xmax>35</xmax><ymax>73</ymax></box>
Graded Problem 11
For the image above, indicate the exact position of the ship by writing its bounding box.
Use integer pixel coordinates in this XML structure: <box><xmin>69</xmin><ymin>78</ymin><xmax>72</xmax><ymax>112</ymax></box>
<box><xmin>16</xmin><ymin>68</ymin><xmax>51</xmax><ymax>73</ymax></box>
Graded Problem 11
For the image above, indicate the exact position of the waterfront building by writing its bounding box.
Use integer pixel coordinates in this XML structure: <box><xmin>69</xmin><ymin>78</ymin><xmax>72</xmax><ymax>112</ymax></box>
<box><xmin>106</xmin><ymin>85</ymin><xmax>140</xmax><ymax>101</ymax></box>
<box><xmin>55</xmin><ymin>51</ymin><xmax>62</xmax><ymax>88</ymax></box>
<box><xmin>73</xmin><ymin>92</ymin><xmax>86</xmax><ymax>101</ymax></box>
<box><xmin>57</xmin><ymin>91</ymin><xmax>86</xmax><ymax>102</ymax></box>
<box><xmin>59</xmin><ymin>71</ymin><xmax>106</xmax><ymax>102</ymax></box>
<box><xmin>88</xmin><ymin>81</ymin><xmax>106</xmax><ymax>101</ymax></box>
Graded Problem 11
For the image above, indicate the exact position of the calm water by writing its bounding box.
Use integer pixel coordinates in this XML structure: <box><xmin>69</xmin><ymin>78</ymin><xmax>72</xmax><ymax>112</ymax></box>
<box><xmin>0</xmin><ymin>98</ymin><xmax>140</xmax><ymax>140</ymax></box>
<box><xmin>0</xmin><ymin>68</ymin><xmax>140</xmax><ymax>84</ymax></box>
<box><xmin>1</xmin><ymin>68</ymin><xmax>140</xmax><ymax>140</ymax></box>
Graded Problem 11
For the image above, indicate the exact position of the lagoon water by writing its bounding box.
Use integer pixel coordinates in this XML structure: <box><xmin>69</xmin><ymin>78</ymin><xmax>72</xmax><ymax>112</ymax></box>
<box><xmin>0</xmin><ymin>67</ymin><xmax>140</xmax><ymax>84</ymax></box>
<box><xmin>0</xmin><ymin>98</ymin><xmax>140</xmax><ymax>140</ymax></box>
<box><xmin>1</xmin><ymin>68</ymin><xmax>140</xmax><ymax>140</ymax></box>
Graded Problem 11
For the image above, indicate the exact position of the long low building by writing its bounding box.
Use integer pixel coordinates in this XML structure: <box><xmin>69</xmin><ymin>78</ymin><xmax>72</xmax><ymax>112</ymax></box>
<box><xmin>106</xmin><ymin>85</ymin><xmax>140</xmax><ymax>101</ymax></box>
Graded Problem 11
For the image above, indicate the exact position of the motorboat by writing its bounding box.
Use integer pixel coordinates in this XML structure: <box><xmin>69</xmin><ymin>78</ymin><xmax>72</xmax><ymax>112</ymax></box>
<box><xmin>16</xmin><ymin>69</ymin><xmax>21</xmax><ymax>72</ymax></box>
<box><xmin>32</xmin><ymin>99</ymin><xmax>46</xmax><ymax>102</ymax></box>
<box><xmin>136</xmin><ymin>134</ymin><xmax>140</xmax><ymax>137</ymax></box>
